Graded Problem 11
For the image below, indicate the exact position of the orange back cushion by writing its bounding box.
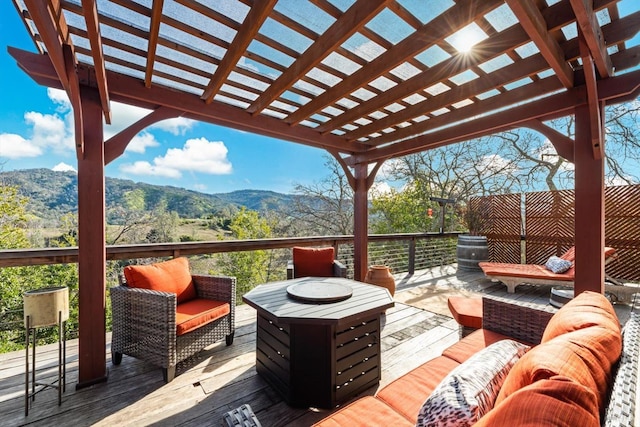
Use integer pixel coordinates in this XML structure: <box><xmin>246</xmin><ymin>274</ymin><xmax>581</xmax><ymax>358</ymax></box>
<box><xmin>476</xmin><ymin>376</ymin><xmax>599</xmax><ymax>427</ymax></box>
<box><xmin>124</xmin><ymin>257</ymin><xmax>197</xmax><ymax>304</ymax></box>
<box><xmin>293</xmin><ymin>247</ymin><xmax>335</xmax><ymax>278</ymax></box>
<box><xmin>541</xmin><ymin>291</ymin><xmax>620</xmax><ymax>343</ymax></box>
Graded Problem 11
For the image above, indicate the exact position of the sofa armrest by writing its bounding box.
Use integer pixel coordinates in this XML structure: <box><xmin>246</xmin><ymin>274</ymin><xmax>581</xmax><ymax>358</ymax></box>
<box><xmin>482</xmin><ymin>296</ymin><xmax>556</xmax><ymax>345</ymax></box>
<box><xmin>333</xmin><ymin>260</ymin><xmax>347</xmax><ymax>278</ymax></box>
<box><xmin>192</xmin><ymin>274</ymin><xmax>236</xmax><ymax>306</ymax></box>
<box><xmin>603</xmin><ymin>313</ymin><xmax>639</xmax><ymax>427</ymax></box>
<box><xmin>110</xmin><ymin>286</ymin><xmax>177</xmax><ymax>354</ymax></box>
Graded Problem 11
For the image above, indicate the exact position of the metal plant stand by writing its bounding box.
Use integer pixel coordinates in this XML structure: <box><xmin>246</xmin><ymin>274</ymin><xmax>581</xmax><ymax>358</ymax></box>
<box><xmin>23</xmin><ymin>287</ymin><xmax>69</xmax><ymax>416</ymax></box>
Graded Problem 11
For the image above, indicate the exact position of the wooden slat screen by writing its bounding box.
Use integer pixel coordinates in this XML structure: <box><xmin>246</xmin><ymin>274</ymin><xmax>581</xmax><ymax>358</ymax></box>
<box><xmin>470</xmin><ymin>194</ymin><xmax>521</xmax><ymax>264</ymax></box>
<box><xmin>524</xmin><ymin>189</ymin><xmax>575</xmax><ymax>265</ymax></box>
<box><xmin>605</xmin><ymin>185</ymin><xmax>640</xmax><ymax>282</ymax></box>
<box><xmin>476</xmin><ymin>185</ymin><xmax>640</xmax><ymax>282</ymax></box>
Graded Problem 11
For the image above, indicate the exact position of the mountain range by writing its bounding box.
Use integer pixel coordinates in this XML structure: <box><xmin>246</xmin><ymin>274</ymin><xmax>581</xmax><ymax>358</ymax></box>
<box><xmin>0</xmin><ymin>168</ymin><xmax>298</xmax><ymax>219</ymax></box>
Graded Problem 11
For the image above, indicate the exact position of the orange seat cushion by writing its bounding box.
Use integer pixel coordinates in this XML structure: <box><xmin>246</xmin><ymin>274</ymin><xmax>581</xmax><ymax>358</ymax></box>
<box><xmin>312</xmin><ymin>396</ymin><xmax>413</xmax><ymax>427</ymax></box>
<box><xmin>124</xmin><ymin>257</ymin><xmax>197</xmax><ymax>304</ymax></box>
<box><xmin>475</xmin><ymin>376</ymin><xmax>599</xmax><ymax>427</ymax></box>
<box><xmin>479</xmin><ymin>262</ymin><xmax>574</xmax><ymax>280</ymax></box>
<box><xmin>447</xmin><ymin>296</ymin><xmax>482</xmax><ymax>329</ymax></box>
<box><xmin>175</xmin><ymin>298</ymin><xmax>230</xmax><ymax>336</ymax></box>
<box><xmin>441</xmin><ymin>329</ymin><xmax>516</xmax><ymax>364</ymax></box>
<box><xmin>292</xmin><ymin>246</ymin><xmax>335</xmax><ymax>278</ymax></box>
<box><xmin>376</xmin><ymin>356</ymin><xmax>460</xmax><ymax>422</ymax></box>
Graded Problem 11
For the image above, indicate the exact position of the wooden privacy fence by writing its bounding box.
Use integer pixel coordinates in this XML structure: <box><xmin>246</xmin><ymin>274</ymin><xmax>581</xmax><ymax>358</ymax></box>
<box><xmin>472</xmin><ymin>184</ymin><xmax>640</xmax><ymax>282</ymax></box>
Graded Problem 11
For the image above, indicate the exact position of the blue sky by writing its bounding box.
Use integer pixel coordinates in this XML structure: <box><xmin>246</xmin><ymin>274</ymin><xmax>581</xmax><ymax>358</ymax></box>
<box><xmin>0</xmin><ymin>2</ymin><xmax>333</xmax><ymax>195</ymax></box>
<box><xmin>1</xmin><ymin>1</ymin><xmax>638</xmax><ymax>196</ymax></box>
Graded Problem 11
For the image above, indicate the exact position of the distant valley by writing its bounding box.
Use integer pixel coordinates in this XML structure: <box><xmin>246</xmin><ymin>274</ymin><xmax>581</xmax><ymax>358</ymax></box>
<box><xmin>0</xmin><ymin>168</ymin><xmax>301</xmax><ymax>220</ymax></box>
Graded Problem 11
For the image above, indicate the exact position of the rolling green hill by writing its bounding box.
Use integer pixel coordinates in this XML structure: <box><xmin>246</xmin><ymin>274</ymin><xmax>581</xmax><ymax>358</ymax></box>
<box><xmin>0</xmin><ymin>169</ymin><xmax>299</xmax><ymax>219</ymax></box>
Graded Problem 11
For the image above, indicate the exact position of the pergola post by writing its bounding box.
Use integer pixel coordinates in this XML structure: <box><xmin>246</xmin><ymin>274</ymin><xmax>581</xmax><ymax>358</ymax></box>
<box><xmin>353</xmin><ymin>163</ymin><xmax>369</xmax><ymax>281</ymax></box>
<box><xmin>573</xmin><ymin>103</ymin><xmax>605</xmax><ymax>295</ymax></box>
<box><xmin>76</xmin><ymin>86</ymin><xmax>108</xmax><ymax>388</ymax></box>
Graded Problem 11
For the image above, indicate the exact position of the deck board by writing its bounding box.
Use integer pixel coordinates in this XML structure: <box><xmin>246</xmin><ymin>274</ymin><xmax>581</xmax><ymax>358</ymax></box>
<box><xmin>1</xmin><ymin>265</ymin><xmax>638</xmax><ymax>426</ymax></box>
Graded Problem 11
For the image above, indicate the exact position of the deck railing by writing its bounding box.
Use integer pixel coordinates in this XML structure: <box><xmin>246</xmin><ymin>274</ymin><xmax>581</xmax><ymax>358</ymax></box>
<box><xmin>0</xmin><ymin>232</ymin><xmax>460</xmax><ymax>350</ymax></box>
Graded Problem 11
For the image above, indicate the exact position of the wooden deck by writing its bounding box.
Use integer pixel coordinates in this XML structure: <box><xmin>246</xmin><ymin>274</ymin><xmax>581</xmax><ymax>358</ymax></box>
<box><xmin>1</xmin><ymin>266</ymin><xmax>638</xmax><ymax>427</ymax></box>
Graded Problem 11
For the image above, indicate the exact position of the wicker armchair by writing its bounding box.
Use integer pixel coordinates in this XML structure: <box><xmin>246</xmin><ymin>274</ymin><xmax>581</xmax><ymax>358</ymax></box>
<box><xmin>110</xmin><ymin>274</ymin><xmax>236</xmax><ymax>382</ymax></box>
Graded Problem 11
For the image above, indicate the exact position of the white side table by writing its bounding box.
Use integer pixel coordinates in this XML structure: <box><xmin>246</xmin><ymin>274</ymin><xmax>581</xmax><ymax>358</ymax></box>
<box><xmin>23</xmin><ymin>286</ymin><xmax>69</xmax><ymax>416</ymax></box>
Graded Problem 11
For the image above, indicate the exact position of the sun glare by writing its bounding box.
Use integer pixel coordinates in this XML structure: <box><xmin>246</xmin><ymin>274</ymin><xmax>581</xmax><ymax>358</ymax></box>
<box><xmin>445</xmin><ymin>23</ymin><xmax>489</xmax><ymax>53</ymax></box>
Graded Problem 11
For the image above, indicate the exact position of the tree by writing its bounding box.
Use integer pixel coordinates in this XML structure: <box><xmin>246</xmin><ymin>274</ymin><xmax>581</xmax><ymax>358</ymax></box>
<box><xmin>107</xmin><ymin>189</ymin><xmax>151</xmax><ymax>245</ymax></box>
<box><xmin>0</xmin><ymin>184</ymin><xmax>78</xmax><ymax>352</ymax></box>
<box><xmin>215</xmin><ymin>208</ymin><xmax>273</xmax><ymax>300</ymax></box>
<box><xmin>373</xmin><ymin>102</ymin><xmax>640</xmax><ymax>233</ymax></box>
<box><xmin>291</xmin><ymin>155</ymin><xmax>354</xmax><ymax>235</ymax></box>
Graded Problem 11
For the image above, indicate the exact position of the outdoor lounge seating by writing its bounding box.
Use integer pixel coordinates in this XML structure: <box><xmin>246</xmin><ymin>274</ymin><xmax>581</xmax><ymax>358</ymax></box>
<box><xmin>286</xmin><ymin>246</ymin><xmax>347</xmax><ymax>279</ymax></box>
<box><xmin>314</xmin><ymin>291</ymin><xmax>637</xmax><ymax>426</ymax></box>
<box><xmin>110</xmin><ymin>257</ymin><xmax>235</xmax><ymax>382</ymax></box>
<box><xmin>478</xmin><ymin>246</ymin><xmax>635</xmax><ymax>300</ymax></box>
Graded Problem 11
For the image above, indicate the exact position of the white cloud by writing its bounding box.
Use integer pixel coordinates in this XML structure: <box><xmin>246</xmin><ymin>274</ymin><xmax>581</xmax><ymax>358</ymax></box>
<box><xmin>47</xmin><ymin>88</ymin><xmax>71</xmax><ymax>109</ymax></box>
<box><xmin>52</xmin><ymin>162</ymin><xmax>77</xmax><ymax>172</ymax></box>
<box><xmin>478</xmin><ymin>154</ymin><xmax>516</xmax><ymax>173</ymax></box>
<box><xmin>370</xmin><ymin>181</ymin><xmax>393</xmax><ymax>198</ymax></box>
<box><xmin>127</xmin><ymin>132</ymin><xmax>160</xmax><ymax>154</ymax></box>
<box><xmin>0</xmin><ymin>133</ymin><xmax>42</xmax><ymax>158</ymax></box>
<box><xmin>25</xmin><ymin>111</ymin><xmax>74</xmax><ymax>152</ymax></box>
<box><xmin>120</xmin><ymin>161</ymin><xmax>181</xmax><ymax>178</ymax></box>
<box><xmin>151</xmin><ymin>117</ymin><xmax>195</xmax><ymax>135</ymax></box>
<box><xmin>193</xmin><ymin>183</ymin><xmax>207</xmax><ymax>191</ymax></box>
<box><xmin>120</xmin><ymin>138</ymin><xmax>233</xmax><ymax>178</ymax></box>
<box><xmin>49</xmin><ymin>89</ymin><xmax>194</xmax><ymax>145</ymax></box>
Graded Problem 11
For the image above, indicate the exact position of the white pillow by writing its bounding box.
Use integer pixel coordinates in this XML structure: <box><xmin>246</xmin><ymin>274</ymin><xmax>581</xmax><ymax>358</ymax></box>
<box><xmin>545</xmin><ymin>256</ymin><xmax>573</xmax><ymax>274</ymax></box>
<box><xmin>416</xmin><ymin>339</ymin><xmax>530</xmax><ymax>427</ymax></box>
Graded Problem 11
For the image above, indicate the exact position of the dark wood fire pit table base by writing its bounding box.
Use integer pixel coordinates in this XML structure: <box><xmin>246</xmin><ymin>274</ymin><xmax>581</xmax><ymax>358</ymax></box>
<box><xmin>242</xmin><ymin>277</ymin><xmax>394</xmax><ymax>409</ymax></box>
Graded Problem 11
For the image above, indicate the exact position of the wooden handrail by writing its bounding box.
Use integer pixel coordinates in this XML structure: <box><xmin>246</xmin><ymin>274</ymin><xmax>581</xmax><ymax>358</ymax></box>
<box><xmin>0</xmin><ymin>232</ymin><xmax>461</xmax><ymax>267</ymax></box>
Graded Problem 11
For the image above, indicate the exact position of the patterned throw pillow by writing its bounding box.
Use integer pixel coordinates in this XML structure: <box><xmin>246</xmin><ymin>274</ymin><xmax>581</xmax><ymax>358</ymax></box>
<box><xmin>416</xmin><ymin>339</ymin><xmax>530</xmax><ymax>427</ymax></box>
<box><xmin>545</xmin><ymin>256</ymin><xmax>573</xmax><ymax>274</ymax></box>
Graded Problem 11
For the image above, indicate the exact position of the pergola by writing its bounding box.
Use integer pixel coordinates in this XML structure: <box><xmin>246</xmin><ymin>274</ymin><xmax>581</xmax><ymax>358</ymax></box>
<box><xmin>9</xmin><ymin>0</ymin><xmax>640</xmax><ymax>388</ymax></box>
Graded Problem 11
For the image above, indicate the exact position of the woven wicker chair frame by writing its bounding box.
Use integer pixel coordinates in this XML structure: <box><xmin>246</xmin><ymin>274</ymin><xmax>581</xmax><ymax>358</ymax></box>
<box><xmin>111</xmin><ymin>274</ymin><xmax>236</xmax><ymax>382</ymax></box>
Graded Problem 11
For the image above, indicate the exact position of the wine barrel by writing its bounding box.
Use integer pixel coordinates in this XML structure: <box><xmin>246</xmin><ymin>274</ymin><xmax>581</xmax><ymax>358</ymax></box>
<box><xmin>457</xmin><ymin>235</ymin><xmax>489</xmax><ymax>271</ymax></box>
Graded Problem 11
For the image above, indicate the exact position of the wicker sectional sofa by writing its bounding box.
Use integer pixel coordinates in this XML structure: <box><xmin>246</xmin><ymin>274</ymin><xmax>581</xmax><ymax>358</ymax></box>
<box><xmin>314</xmin><ymin>291</ymin><xmax>638</xmax><ymax>426</ymax></box>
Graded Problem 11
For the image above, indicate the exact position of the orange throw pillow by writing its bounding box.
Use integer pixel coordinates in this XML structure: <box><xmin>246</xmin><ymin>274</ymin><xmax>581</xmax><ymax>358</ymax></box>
<box><xmin>292</xmin><ymin>247</ymin><xmax>335</xmax><ymax>278</ymax></box>
<box><xmin>124</xmin><ymin>257</ymin><xmax>197</xmax><ymax>304</ymax></box>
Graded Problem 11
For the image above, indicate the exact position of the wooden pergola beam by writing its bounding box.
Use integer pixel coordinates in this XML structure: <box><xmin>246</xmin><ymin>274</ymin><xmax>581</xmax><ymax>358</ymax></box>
<box><xmin>144</xmin><ymin>0</ymin><xmax>164</xmax><ymax>88</ymax></box>
<box><xmin>347</xmin><ymin>52</ymin><xmax>551</xmax><ymax>142</ymax></box>
<box><xmin>570</xmin><ymin>0</ymin><xmax>614</xmax><ymax>78</ymax></box>
<box><xmin>202</xmin><ymin>0</ymin><xmax>277</xmax><ymax>103</ymax></box>
<box><xmin>347</xmin><ymin>68</ymin><xmax>640</xmax><ymax>164</ymax></box>
<box><xmin>579</xmin><ymin>30</ymin><xmax>605</xmax><ymax>159</ymax></box>
<box><xmin>23</xmin><ymin>0</ymin><xmax>71</xmax><ymax>91</ymax></box>
<box><xmin>524</xmin><ymin>119</ymin><xmax>575</xmax><ymax>162</ymax></box>
<box><xmin>285</xmin><ymin>0</ymin><xmax>503</xmax><ymax>125</ymax></box>
<box><xmin>506</xmin><ymin>0</ymin><xmax>574</xmax><ymax>88</ymax></box>
<box><xmin>247</xmin><ymin>0</ymin><xmax>391</xmax><ymax>115</ymax></box>
<box><xmin>80</xmin><ymin>0</ymin><xmax>111</xmax><ymax>123</ymax></box>
<box><xmin>63</xmin><ymin>44</ymin><xmax>84</xmax><ymax>158</ymax></box>
<box><xmin>9</xmin><ymin>48</ymin><xmax>366</xmax><ymax>155</ymax></box>
<box><xmin>318</xmin><ymin>25</ymin><xmax>531</xmax><ymax>135</ymax></box>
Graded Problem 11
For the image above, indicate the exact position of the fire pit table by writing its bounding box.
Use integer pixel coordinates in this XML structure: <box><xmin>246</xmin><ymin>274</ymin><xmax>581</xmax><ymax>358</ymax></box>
<box><xmin>242</xmin><ymin>277</ymin><xmax>394</xmax><ymax>408</ymax></box>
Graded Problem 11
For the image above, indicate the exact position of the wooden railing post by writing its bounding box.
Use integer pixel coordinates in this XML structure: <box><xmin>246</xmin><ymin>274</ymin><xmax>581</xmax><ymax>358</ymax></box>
<box><xmin>408</xmin><ymin>238</ymin><xmax>416</xmax><ymax>275</ymax></box>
